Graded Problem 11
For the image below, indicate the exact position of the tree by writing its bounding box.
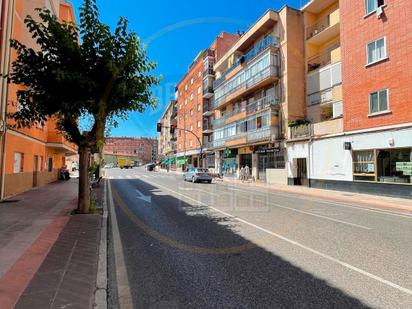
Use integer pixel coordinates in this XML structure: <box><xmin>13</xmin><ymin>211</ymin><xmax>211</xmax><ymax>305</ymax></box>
<box><xmin>6</xmin><ymin>0</ymin><xmax>159</xmax><ymax>213</ymax></box>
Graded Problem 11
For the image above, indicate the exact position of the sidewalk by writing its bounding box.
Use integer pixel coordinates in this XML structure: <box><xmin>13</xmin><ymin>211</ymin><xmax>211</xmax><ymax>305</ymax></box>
<box><xmin>218</xmin><ymin>177</ymin><xmax>412</xmax><ymax>213</ymax></box>
<box><xmin>0</xmin><ymin>179</ymin><xmax>105</xmax><ymax>309</ymax></box>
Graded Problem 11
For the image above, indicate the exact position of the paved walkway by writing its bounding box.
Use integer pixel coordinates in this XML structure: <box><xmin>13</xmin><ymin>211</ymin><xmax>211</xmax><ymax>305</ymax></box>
<box><xmin>0</xmin><ymin>179</ymin><xmax>104</xmax><ymax>309</ymax></box>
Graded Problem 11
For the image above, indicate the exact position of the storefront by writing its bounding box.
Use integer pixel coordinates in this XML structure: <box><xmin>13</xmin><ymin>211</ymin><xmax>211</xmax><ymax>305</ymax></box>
<box><xmin>220</xmin><ymin>148</ymin><xmax>238</xmax><ymax>177</ymax></box>
<box><xmin>353</xmin><ymin>147</ymin><xmax>412</xmax><ymax>184</ymax></box>
<box><xmin>254</xmin><ymin>145</ymin><xmax>285</xmax><ymax>181</ymax></box>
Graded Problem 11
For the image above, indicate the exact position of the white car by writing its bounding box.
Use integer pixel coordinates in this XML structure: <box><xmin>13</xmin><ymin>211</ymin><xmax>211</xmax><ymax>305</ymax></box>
<box><xmin>183</xmin><ymin>168</ymin><xmax>213</xmax><ymax>183</ymax></box>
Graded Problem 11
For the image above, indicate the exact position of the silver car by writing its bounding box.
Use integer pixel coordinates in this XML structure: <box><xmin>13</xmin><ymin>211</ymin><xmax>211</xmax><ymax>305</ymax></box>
<box><xmin>183</xmin><ymin>168</ymin><xmax>213</xmax><ymax>183</ymax></box>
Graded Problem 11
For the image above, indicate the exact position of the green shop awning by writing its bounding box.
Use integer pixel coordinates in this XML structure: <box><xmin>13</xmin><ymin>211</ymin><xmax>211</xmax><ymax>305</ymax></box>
<box><xmin>176</xmin><ymin>158</ymin><xmax>188</xmax><ymax>166</ymax></box>
<box><xmin>161</xmin><ymin>159</ymin><xmax>168</xmax><ymax>164</ymax></box>
<box><xmin>169</xmin><ymin>158</ymin><xmax>176</xmax><ymax>163</ymax></box>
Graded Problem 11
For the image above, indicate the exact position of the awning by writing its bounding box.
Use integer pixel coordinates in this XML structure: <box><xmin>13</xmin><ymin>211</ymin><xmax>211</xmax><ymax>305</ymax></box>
<box><xmin>176</xmin><ymin>158</ymin><xmax>188</xmax><ymax>166</ymax></box>
<box><xmin>169</xmin><ymin>157</ymin><xmax>176</xmax><ymax>163</ymax></box>
<box><xmin>161</xmin><ymin>159</ymin><xmax>168</xmax><ymax>164</ymax></box>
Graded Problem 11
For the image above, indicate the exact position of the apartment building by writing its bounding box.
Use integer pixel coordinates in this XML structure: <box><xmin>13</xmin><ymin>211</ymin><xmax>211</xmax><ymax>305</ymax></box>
<box><xmin>0</xmin><ymin>0</ymin><xmax>77</xmax><ymax>198</ymax></box>
<box><xmin>287</xmin><ymin>0</ymin><xmax>343</xmax><ymax>186</ymax></box>
<box><xmin>287</xmin><ymin>0</ymin><xmax>412</xmax><ymax>198</ymax></box>
<box><xmin>103</xmin><ymin>137</ymin><xmax>157</xmax><ymax>165</ymax></box>
<box><xmin>175</xmin><ymin>32</ymin><xmax>239</xmax><ymax>170</ymax></box>
<box><xmin>211</xmin><ymin>8</ymin><xmax>305</xmax><ymax>183</ymax></box>
<box><xmin>158</xmin><ymin>100</ymin><xmax>178</xmax><ymax>167</ymax></box>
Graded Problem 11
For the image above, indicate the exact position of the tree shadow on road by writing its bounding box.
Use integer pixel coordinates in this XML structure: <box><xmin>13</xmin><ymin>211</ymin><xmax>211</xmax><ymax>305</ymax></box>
<box><xmin>111</xmin><ymin>179</ymin><xmax>371</xmax><ymax>309</ymax></box>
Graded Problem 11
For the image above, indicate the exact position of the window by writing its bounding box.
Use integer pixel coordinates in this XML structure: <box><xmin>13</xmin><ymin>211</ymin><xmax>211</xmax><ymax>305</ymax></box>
<box><xmin>185</xmin><ymin>98</ymin><xmax>188</xmax><ymax>105</ymax></box>
<box><xmin>13</xmin><ymin>152</ymin><xmax>24</xmax><ymax>173</ymax></box>
<box><xmin>190</xmin><ymin>78</ymin><xmax>193</xmax><ymax>85</ymax></box>
<box><xmin>190</xmin><ymin>93</ymin><xmax>193</xmax><ymax>100</ymax></box>
<box><xmin>369</xmin><ymin>89</ymin><xmax>389</xmax><ymax>114</ymax></box>
<box><xmin>197</xmin><ymin>121</ymin><xmax>201</xmax><ymax>128</ymax></box>
<box><xmin>365</xmin><ymin>0</ymin><xmax>385</xmax><ymax>15</ymax></box>
<box><xmin>190</xmin><ymin>125</ymin><xmax>193</xmax><ymax>131</ymax></box>
<box><xmin>197</xmin><ymin>87</ymin><xmax>201</xmax><ymax>94</ymax></box>
<box><xmin>47</xmin><ymin>157</ymin><xmax>53</xmax><ymax>172</ymax></box>
<box><xmin>198</xmin><ymin>71</ymin><xmax>201</xmax><ymax>77</ymax></box>
<box><xmin>179</xmin><ymin>104</ymin><xmax>182</xmax><ymax>109</ymax></box>
<box><xmin>367</xmin><ymin>37</ymin><xmax>387</xmax><ymax>65</ymax></box>
<box><xmin>189</xmin><ymin>140</ymin><xmax>193</xmax><ymax>147</ymax></box>
<box><xmin>185</xmin><ymin>84</ymin><xmax>188</xmax><ymax>91</ymax></box>
<box><xmin>190</xmin><ymin>109</ymin><xmax>193</xmax><ymax>116</ymax></box>
<box><xmin>197</xmin><ymin>104</ymin><xmax>201</xmax><ymax>112</ymax></box>
<box><xmin>353</xmin><ymin>150</ymin><xmax>376</xmax><ymax>181</ymax></box>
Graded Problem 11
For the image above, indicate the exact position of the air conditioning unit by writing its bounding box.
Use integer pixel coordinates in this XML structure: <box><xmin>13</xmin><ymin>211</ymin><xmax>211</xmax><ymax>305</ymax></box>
<box><xmin>376</xmin><ymin>6</ymin><xmax>384</xmax><ymax>19</ymax></box>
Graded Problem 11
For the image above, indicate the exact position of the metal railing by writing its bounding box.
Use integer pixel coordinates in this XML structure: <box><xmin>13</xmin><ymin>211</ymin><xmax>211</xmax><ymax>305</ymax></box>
<box><xmin>246</xmin><ymin>126</ymin><xmax>272</xmax><ymax>142</ymax></box>
<box><xmin>214</xmin><ymin>65</ymin><xmax>279</xmax><ymax>108</ymax></box>
<box><xmin>308</xmin><ymin>88</ymin><xmax>333</xmax><ymax>106</ymax></box>
<box><xmin>203</xmin><ymin>86</ymin><xmax>214</xmax><ymax>96</ymax></box>
<box><xmin>213</xmin><ymin>35</ymin><xmax>280</xmax><ymax>89</ymax></box>
<box><xmin>307</xmin><ymin>15</ymin><xmax>330</xmax><ymax>39</ymax></box>
<box><xmin>246</xmin><ymin>95</ymin><xmax>279</xmax><ymax>114</ymax></box>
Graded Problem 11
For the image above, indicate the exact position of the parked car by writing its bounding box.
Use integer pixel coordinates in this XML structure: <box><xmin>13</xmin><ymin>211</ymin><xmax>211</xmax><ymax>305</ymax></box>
<box><xmin>183</xmin><ymin>168</ymin><xmax>213</xmax><ymax>183</ymax></box>
<box><xmin>104</xmin><ymin>163</ymin><xmax>114</xmax><ymax>169</ymax></box>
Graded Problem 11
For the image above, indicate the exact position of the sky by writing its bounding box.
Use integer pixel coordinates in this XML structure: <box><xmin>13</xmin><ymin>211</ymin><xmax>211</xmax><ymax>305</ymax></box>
<box><xmin>70</xmin><ymin>0</ymin><xmax>309</xmax><ymax>138</ymax></box>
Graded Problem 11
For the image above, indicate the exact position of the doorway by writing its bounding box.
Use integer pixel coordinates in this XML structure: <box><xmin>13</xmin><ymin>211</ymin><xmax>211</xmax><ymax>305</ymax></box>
<box><xmin>296</xmin><ymin>158</ymin><xmax>308</xmax><ymax>186</ymax></box>
<box><xmin>33</xmin><ymin>155</ymin><xmax>39</xmax><ymax>187</ymax></box>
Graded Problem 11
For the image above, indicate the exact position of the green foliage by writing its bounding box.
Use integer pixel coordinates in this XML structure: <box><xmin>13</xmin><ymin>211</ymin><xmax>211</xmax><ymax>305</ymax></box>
<box><xmin>288</xmin><ymin>119</ymin><xmax>310</xmax><ymax>128</ymax></box>
<box><xmin>6</xmin><ymin>0</ymin><xmax>160</xmax><ymax>149</ymax></box>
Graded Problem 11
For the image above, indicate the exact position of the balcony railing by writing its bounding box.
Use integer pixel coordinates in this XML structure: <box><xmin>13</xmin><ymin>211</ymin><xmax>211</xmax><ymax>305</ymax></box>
<box><xmin>213</xmin><ymin>35</ymin><xmax>280</xmax><ymax>89</ymax></box>
<box><xmin>246</xmin><ymin>94</ymin><xmax>280</xmax><ymax>114</ymax></box>
<box><xmin>212</xmin><ymin>117</ymin><xmax>226</xmax><ymax>128</ymax></box>
<box><xmin>308</xmin><ymin>88</ymin><xmax>333</xmax><ymax>106</ymax></box>
<box><xmin>247</xmin><ymin>126</ymin><xmax>273</xmax><ymax>142</ymax></box>
<box><xmin>203</xmin><ymin>86</ymin><xmax>214</xmax><ymax>96</ymax></box>
<box><xmin>214</xmin><ymin>65</ymin><xmax>279</xmax><ymax>108</ymax></box>
<box><xmin>307</xmin><ymin>15</ymin><xmax>330</xmax><ymax>40</ymax></box>
<box><xmin>290</xmin><ymin>124</ymin><xmax>313</xmax><ymax>140</ymax></box>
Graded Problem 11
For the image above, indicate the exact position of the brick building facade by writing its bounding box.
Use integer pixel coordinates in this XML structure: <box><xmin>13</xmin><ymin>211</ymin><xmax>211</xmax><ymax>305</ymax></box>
<box><xmin>103</xmin><ymin>137</ymin><xmax>157</xmax><ymax>164</ymax></box>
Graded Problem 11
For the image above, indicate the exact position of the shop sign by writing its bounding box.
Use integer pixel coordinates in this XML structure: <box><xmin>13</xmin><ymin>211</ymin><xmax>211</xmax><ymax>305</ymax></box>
<box><xmin>396</xmin><ymin>162</ymin><xmax>412</xmax><ymax>175</ymax></box>
<box><xmin>254</xmin><ymin>145</ymin><xmax>281</xmax><ymax>154</ymax></box>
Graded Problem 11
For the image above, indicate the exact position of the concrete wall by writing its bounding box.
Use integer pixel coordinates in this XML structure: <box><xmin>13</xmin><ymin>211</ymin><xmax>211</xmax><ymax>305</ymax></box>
<box><xmin>266</xmin><ymin>168</ymin><xmax>288</xmax><ymax>185</ymax></box>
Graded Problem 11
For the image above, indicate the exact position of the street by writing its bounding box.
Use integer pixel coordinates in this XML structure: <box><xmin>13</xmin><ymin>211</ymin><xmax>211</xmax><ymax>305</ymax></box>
<box><xmin>106</xmin><ymin>167</ymin><xmax>412</xmax><ymax>309</ymax></box>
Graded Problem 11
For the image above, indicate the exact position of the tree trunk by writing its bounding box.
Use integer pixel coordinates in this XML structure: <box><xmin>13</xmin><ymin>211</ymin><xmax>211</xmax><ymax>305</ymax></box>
<box><xmin>78</xmin><ymin>145</ymin><xmax>91</xmax><ymax>214</ymax></box>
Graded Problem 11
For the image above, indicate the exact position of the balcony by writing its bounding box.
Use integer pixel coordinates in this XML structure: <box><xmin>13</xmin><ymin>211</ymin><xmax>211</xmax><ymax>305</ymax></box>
<box><xmin>313</xmin><ymin>118</ymin><xmax>343</xmax><ymax>137</ymax></box>
<box><xmin>289</xmin><ymin>124</ymin><xmax>313</xmax><ymax>140</ymax></box>
<box><xmin>306</xmin><ymin>8</ymin><xmax>340</xmax><ymax>45</ymax></box>
<box><xmin>203</xmin><ymin>67</ymin><xmax>214</xmax><ymax>77</ymax></box>
<box><xmin>212</xmin><ymin>94</ymin><xmax>280</xmax><ymax>129</ymax></box>
<box><xmin>203</xmin><ymin>86</ymin><xmax>214</xmax><ymax>99</ymax></box>
<box><xmin>213</xmin><ymin>35</ymin><xmax>280</xmax><ymax>89</ymax></box>
<box><xmin>203</xmin><ymin>123</ymin><xmax>213</xmax><ymax>135</ymax></box>
<box><xmin>247</xmin><ymin>126</ymin><xmax>278</xmax><ymax>142</ymax></box>
<box><xmin>246</xmin><ymin>94</ymin><xmax>280</xmax><ymax>114</ymax></box>
<box><xmin>214</xmin><ymin>63</ymin><xmax>279</xmax><ymax>109</ymax></box>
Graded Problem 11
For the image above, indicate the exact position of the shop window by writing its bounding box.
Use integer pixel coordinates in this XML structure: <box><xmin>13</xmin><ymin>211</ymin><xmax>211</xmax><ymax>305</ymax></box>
<box><xmin>13</xmin><ymin>152</ymin><xmax>24</xmax><ymax>173</ymax></box>
<box><xmin>353</xmin><ymin>150</ymin><xmax>376</xmax><ymax>181</ymax></box>
<box><xmin>377</xmin><ymin>148</ymin><xmax>411</xmax><ymax>184</ymax></box>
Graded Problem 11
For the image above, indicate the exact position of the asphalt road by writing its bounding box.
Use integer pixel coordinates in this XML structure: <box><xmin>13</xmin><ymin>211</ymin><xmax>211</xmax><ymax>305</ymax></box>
<box><xmin>106</xmin><ymin>167</ymin><xmax>412</xmax><ymax>309</ymax></box>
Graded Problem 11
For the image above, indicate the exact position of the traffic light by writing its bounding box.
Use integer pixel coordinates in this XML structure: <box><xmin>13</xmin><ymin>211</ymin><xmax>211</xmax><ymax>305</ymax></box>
<box><xmin>156</xmin><ymin>123</ymin><xmax>162</xmax><ymax>132</ymax></box>
<box><xmin>170</xmin><ymin>124</ymin><xmax>175</xmax><ymax>134</ymax></box>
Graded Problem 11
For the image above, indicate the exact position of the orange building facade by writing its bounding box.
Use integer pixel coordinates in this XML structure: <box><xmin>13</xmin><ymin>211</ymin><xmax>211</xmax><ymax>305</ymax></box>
<box><xmin>175</xmin><ymin>32</ymin><xmax>239</xmax><ymax>169</ymax></box>
<box><xmin>0</xmin><ymin>0</ymin><xmax>77</xmax><ymax>198</ymax></box>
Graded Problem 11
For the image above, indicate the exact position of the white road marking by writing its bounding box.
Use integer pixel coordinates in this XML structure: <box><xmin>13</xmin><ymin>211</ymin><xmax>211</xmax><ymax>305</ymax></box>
<box><xmin>139</xmin><ymin>178</ymin><xmax>412</xmax><ymax>297</ymax></box>
<box><xmin>135</xmin><ymin>189</ymin><xmax>152</xmax><ymax>204</ymax></box>
<box><xmin>186</xmin><ymin>185</ymin><xmax>370</xmax><ymax>229</ymax></box>
<box><xmin>215</xmin><ymin>184</ymin><xmax>412</xmax><ymax>220</ymax></box>
<box><xmin>107</xmin><ymin>181</ymin><xmax>134</xmax><ymax>309</ymax></box>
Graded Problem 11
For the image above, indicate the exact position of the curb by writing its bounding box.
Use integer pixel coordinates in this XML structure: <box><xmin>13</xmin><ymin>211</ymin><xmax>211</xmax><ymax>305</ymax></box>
<box><xmin>94</xmin><ymin>180</ymin><xmax>108</xmax><ymax>309</ymax></box>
